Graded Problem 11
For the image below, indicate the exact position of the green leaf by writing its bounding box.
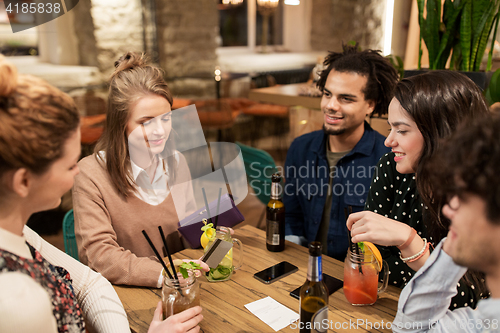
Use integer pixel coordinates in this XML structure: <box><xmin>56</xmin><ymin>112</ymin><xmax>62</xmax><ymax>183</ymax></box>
<box><xmin>486</xmin><ymin>68</ymin><xmax>500</xmax><ymax>104</ymax></box>
<box><xmin>460</xmin><ymin>0</ymin><xmax>472</xmax><ymax>71</ymax></box>
<box><xmin>417</xmin><ymin>0</ymin><xmax>425</xmax><ymax>69</ymax></box>
<box><xmin>178</xmin><ymin>261</ymin><xmax>203</xmax><ymax>279</ymax></box>
<box><xmin>471</xmin><ymin>0</ymin><xmax>490</xmax><ymax>33</ymax></box>
<box><xmin>472</xmin><ymin>1</ymin><xmax>500</xmax><ymax>71</ymax></box>
<box><xmin>426</xmin><ymin>0</ymin><xmax>441</xmax><ymax>68</ymax></box>
<box><xmin>451</xmin><ymin>38</ymin><xmax>463</xmax><ymax>70</ymax></box>
<box><xmin>485</xmin><ymin>85</ymin><xmax>493</xmax><ymax>105</ymax></box>
<box><xmin>488</xmin><ymin>13</ymin><xmax>500</xmax><ymax>71</ymax></box>
<box><xmin>469</xmin><ymin>1</ymin><xmax>496</xmax><ymax>70</ymax></box>
<box><xmin>435</xmin><ymin>0</ymin><xmax>466</xmax><ymax>69</ymax></box>
<box><xmin>179</xmin><ymin>266</ymin><xmax>189</xmax><ymax>279</ymax></box>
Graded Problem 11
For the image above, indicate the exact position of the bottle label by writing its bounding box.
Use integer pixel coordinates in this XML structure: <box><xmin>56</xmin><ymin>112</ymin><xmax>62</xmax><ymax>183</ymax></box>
<box><xmin>266</xmin><ymin>220</ymin><xmax>280</xmax><ymax>245</ymax></box>
<box><xmin>311</xmin><ymin>306</ymin><xmax>328</xmax><ymax>332</ymax></box>
<box><xmin>306</xmin><ymin>256</ymin><xmax>322</xmax><ymax>282</ymax></box>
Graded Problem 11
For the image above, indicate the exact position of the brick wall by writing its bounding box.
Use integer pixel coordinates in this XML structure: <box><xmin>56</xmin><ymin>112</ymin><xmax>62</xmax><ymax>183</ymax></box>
<box><xmin>310</xmin><ymin>0</ymin><xmax>386</xmax><ymax>52</ymax></box>
<box><xmin>90</xmin><ymin>0</ymin><xmax>144</xmax><ymax>74</ymax></box>
<box><xmin>155</xmin><ymin>0</ymin><xmax>219</xmax><ymax>98</ymax></box>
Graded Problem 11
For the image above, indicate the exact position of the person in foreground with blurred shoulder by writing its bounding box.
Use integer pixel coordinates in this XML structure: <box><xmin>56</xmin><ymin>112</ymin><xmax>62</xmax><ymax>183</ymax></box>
<box><xmin>284</xmin><ymin>43</ymin><xmax>398</xmax><ymax>260</ymax></box>
<box><xmin>393</xmin><ymin>114</ymin><xmax>500</xmax><ymax>332</ymax></box>
<box><xmin>0</xmin><ymin>55</ymin><xmax>204</xmax><ymax>333</ymax></box>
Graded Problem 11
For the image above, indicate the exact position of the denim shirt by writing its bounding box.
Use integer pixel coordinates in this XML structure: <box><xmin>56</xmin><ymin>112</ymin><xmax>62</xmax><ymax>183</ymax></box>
<box><xmin>283</xmin><ymin>122</ymin><xmax>390</xmax><ymax>260</ymax></box>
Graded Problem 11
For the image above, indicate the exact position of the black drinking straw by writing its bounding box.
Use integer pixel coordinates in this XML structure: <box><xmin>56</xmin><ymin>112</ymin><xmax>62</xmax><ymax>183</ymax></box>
<box><xmin>202</xmin><ymin>187</ymin><xmax>213</xmax><ymax>224</ymax></box>
<box><xmin>158</xmin><ymin>226</ymin><xmax>179</xmax><ymax>282</ymax></box>
<box><xmin>142</xmin><ymin>230</ymin><xmax>174</xmax><ymax>280</ymax></box>
<box><xmin>142</xmin><ymin>229</ymin><xmax>184</xmax><ymax>296</ymax></box>
<box><xmin>344</xmin><ymin>207</ymin><xmax>355</xmax><ymax>252</ymax></box>
<box><xmin>214</xmin><ymin>188</ymin><xmax>222</xmax><ymax>228</ymax></box>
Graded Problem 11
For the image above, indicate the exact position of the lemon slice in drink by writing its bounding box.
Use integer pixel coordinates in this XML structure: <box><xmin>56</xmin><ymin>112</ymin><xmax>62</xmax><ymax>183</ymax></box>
<box><xmin>200</xmin><ymin>220</ymin><xmax>216</xmax><ymax>249</ymax></box>
<box><xmin>200</xmin><ymin>227</ymin><xmax>215</xmax><ymax>249</ymax></box>
<box><xmin>361</xmin><ymin>241</ymin><xmax>382</xmax><ymax>271</ymax></box>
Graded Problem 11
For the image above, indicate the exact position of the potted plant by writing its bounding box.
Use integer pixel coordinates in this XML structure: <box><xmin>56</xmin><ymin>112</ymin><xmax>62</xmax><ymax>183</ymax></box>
<box><xmin>410</xmin><ymin>0</ymin><xmax>500</xmax><ymax>90</ymax></box>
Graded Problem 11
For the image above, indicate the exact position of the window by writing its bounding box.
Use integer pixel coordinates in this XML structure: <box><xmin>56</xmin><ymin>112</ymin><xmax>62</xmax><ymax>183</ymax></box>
<box><xmin>0</xmin><ymin>0</ymin><xmax>39</xmax><ymax>56</ymax></box>
<box><xmin>218</xmin><ymin>0</ymin><xmax>283</xmax><ymax>50</ymax></box>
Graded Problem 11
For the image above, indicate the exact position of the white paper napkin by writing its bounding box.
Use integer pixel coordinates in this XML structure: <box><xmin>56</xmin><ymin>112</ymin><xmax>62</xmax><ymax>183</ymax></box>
<box><xmin>244</xmin><ymin>296</ymin><xmax>299</xmax><ymax>332</ymax></box>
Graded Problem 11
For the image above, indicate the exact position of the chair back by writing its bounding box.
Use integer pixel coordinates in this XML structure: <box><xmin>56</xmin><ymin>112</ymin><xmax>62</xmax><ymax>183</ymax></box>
<box><xmin>236</xmin><ymin>142</ymin><xmax>277</xmax><ymax>205</ymax></box>
<box><xmin>62</xmin><ymin>209</ymin><xmax>79</xmax><ymax>261</ymax></box>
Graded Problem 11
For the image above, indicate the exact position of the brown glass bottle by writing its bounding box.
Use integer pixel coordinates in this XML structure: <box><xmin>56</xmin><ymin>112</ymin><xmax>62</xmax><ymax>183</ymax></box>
<box><xmin>266</xmin><ymin>173</ymin><xmax>285</xmax><ymax>252</ymax></box>
<box><xmin>299</xmin><ymin>242</ymin><xmax>328</xmax><ymax>333</ymax></box>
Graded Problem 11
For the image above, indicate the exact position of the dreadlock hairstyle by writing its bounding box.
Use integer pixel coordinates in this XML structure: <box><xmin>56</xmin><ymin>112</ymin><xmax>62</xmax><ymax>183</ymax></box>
<box><xmin>316</xmin><ymin>43</ymin><xmax>399</xmax><ymax>117</ymax></box>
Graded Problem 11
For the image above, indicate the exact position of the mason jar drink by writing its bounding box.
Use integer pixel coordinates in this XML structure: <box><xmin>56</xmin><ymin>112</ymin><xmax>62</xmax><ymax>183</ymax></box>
<box><xmin>343</xmin><ymin>248</ymin><xmax>388</xmax><ymax>306</ymax></box>
<box><xmin>204</xmin><ymin>226</ymin><xmax>243</xmax><ymax>282</ymax></box>
<box><xmin>162</xmin><ymin>269</ymin><xmax>200</xmax><ymax>319</ymax></box>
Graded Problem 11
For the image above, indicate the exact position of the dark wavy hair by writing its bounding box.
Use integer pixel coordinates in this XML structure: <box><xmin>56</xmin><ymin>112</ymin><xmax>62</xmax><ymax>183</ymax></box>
<box><xmin>316</xmin><ymin>43</ymin><xmax>398</xmax><ymax>117</ymax></box>
<box><xmin>396</xmin><ymin>70</ymin><xmax>490</xmax><ymax>299</ymax></box>
<box><xmin>394</xmin><ymin>71</ymin><xmax>489</xmax><ymax>241</ymax></box>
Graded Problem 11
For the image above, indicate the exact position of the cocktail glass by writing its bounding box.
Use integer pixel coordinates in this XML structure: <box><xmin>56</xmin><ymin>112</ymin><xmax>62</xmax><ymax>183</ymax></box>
<box><xmin>343</xmin><ymin>248</ymin><xmax>388</xmax><ymax>306</ymax></box>
<box><xmin>204</xmin><ymin>226</ymin><xmax>243</xmax><ymax>282</ymax></box>
<box><xmin>162</xmin><ymin>266</ymin><xmax>200</xmax><ymax>319</ymax></box>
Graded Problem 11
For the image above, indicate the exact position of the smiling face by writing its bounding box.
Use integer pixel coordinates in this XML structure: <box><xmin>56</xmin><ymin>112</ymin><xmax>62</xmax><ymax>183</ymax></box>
<box><xmin>28</xmin><ymin>129</ymin><xmax>81</xmax><ymax>212</ymax></box>
<box><xmin>320</xmin><ymin>70</ymin><xmax>375</xmax><ymax>138</ymax></box>
<box><xmin>385</xmin><ymin>98</ymin><xmax>425</xmax><ymax>174</ymax></box>
<box><xmin>442</xmin><ymin>194</ymin><xmax>500</xmax><ymax>274</ymax></box>
<box><xmin>126</xmin><ymin>94</ymin><xmax>172</xmax><ymax>161</ymax></box>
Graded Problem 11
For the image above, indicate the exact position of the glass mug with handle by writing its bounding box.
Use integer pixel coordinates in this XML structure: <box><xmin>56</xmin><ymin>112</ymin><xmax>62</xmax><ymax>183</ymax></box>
<box><xmin>343</xmin><ymin>244</ymin><xmax>389</xmax><ymax>306</ymax></box>
<box><xmin>162</xmin><ymin>263</ymin><xmax>200</xmax><ymax>319</ymax></box>
<box><xmin>204</xmin><ymin>226</ymin><xmax>243</xmax><ymax>282</ymax></box>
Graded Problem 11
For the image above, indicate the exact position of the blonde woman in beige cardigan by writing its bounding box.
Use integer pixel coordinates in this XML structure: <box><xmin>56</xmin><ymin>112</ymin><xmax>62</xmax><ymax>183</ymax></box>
<box><xmin>73</xmin><ymin>52</ymin><xmax>203</xmax><ymax>289</ymax></box>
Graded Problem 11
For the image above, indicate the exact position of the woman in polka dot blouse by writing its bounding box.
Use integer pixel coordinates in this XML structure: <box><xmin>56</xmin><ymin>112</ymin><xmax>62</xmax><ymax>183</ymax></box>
<box><xmin>346</xmin><ymin>71</ymin><xmax>490</xmax><ymax>309</ymax></box>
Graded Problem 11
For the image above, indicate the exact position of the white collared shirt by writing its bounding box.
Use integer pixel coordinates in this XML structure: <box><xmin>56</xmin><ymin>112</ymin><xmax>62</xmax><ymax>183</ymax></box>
<box><xmin>99</xmin><ymin>151</ymin><xmax>179</xmax><ymax>206</ymax></box>
<box><xmin>130</xmin><ymin>156</ymin><xmax>171</xmax><ymax>206</ymax></box>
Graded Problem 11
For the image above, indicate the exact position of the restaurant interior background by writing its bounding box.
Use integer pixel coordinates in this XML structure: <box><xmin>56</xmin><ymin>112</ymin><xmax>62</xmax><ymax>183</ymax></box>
<box><xmin>1</xmin><ymin>0</ymin><xmax>500</xmax><ymax>248</ymax></box>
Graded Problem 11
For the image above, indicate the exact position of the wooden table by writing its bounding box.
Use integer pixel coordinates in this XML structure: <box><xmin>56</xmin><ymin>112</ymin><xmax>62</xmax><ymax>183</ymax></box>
<box><xmin>248</xmin><ymin>83</ymin><xmax>321</xmax><ymax>109</ymax></box>
<box><xmin>114</xmin><ymin>225</ymin><xmax>400</xmax><ymax>332</ymax></box>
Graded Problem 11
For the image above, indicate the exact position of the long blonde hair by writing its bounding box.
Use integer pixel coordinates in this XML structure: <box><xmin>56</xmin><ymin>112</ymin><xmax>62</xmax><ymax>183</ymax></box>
<box><xmin>95</xmin><ymin>52</ymin><xmax>175</xmax><ymax>197</ymax></box>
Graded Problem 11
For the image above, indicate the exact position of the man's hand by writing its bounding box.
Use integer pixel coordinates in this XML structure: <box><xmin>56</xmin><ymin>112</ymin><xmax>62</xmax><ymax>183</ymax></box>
<box><xmin>347</xmin><ymin>211</ymin><xmax>412</xmax><ymax>247</ymax></box>
<box><xmin>148</xmin><ymin>301</ymin><xmax>203</xmax><ymax>333</ymax></box>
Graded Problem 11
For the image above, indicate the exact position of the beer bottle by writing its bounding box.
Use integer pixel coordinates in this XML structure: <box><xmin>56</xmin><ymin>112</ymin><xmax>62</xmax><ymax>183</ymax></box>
<box><xmin>299</xmin><ymin>242</ymin><xmax>328</xmax><ymax>333</ymax></box>
<box><xmin>266</xmin><ymin>173</ymin><xmax>285</xmax><ymax>252</ymax></box>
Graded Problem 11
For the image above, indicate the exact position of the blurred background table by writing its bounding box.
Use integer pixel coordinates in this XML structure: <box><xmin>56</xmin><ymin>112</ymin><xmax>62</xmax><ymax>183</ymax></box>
<box><xmin>249</xmin><ymin>83</ymin><xmax>321</xmax><ymax>109</ymax></box>
<box><xmin>114</xmin><ymin>225</ymin><xmax>400</xmax><ymax>333</ymax></box>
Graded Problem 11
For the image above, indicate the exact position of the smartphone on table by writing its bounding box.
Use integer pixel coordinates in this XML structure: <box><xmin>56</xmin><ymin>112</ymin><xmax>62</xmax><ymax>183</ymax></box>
<box><xmin>253</xmin><ymin>261</ymin><xmax>299</xmax><ymax>284</ymax></box>
<box><xmin>289</xmin><ymin>273</ymin><xmax>343</xmax><ymax>299</ymax></box>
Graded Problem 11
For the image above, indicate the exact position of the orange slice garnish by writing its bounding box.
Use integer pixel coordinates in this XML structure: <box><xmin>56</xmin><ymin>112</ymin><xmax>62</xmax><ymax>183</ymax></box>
<box><xmin>362</xmin><ymin>241</ymin><xmax>382</xmax><ymax>271</ymax></box>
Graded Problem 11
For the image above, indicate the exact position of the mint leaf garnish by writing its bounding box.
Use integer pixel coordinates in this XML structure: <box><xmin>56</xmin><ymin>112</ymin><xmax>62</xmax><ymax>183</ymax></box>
<box><xmin>178</xmin><ymin>261</ymin><xmax>203</xmax><ymax>278</ymax></box>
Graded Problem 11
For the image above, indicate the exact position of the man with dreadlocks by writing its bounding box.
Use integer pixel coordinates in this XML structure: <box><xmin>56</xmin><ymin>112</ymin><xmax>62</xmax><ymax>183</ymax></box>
<box><xmin>283</xmin><ymin>43</ymin><xmax>398</xmax><ymax>260</ymax></box>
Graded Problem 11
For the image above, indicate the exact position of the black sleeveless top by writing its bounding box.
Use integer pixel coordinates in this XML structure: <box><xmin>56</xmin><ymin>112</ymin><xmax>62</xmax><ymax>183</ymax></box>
<box><xmin>0</xmin><ymin>243</ymin><xmax>85</xmax><ymax>333</ymax></box>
